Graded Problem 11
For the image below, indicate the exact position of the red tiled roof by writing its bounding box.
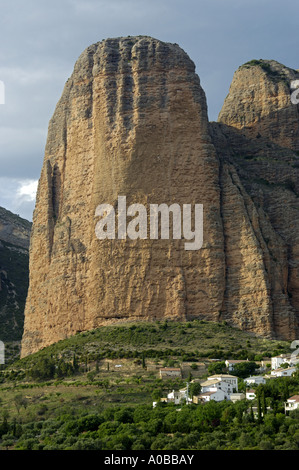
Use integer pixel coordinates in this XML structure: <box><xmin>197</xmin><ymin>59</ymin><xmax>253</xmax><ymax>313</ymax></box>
<box><xmin>288</xmin><ymin>395</ymin><xmax>299</xmax><ymax>402</ymax></box>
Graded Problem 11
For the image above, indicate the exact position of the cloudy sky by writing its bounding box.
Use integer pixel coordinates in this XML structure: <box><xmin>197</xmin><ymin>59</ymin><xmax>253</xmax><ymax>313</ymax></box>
<box><xmin>0</xmin><ymin>0</ymin><xmax>298</xmax><ymax>221</ymax></box>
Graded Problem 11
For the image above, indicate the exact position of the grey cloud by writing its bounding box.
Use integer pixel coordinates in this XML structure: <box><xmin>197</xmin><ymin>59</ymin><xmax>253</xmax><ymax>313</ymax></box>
<box><xmin>0</xmin><ymin>0</ymin><xmax>298</xmax><ymax>220</ymax></box>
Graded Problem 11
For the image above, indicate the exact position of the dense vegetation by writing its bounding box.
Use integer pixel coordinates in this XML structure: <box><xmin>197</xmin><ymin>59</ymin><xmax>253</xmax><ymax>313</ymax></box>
<box><xmin>0</xmin><ymin>373</ymin><xmax>299</xmax><ymax>450</ymax></box>
<box><xmin>12</xmin><ymin>319</ymin><xmax>290</xmax><ymax>369</ymax></box>
<box><xmin>0</xmin><ymin>321</ymin><xmax>297</xmax><ymax>450</ymax></box>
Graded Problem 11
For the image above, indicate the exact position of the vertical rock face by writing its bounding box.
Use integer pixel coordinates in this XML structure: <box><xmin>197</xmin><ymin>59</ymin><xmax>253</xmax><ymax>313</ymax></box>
<box><xmin>215</xmin><ymin>58</ymin><xmax>299</xmax><ymax>341</ymax></box>
<box><xmin>21</xmin><ymin>37</ymin><xmax>226</xmax><ymax>356</ymax></box>
<box><xmin>21</xmin><ymin>39</ymin><xmax>299</xmax><ymax>357</ymax></box>
<box><xmin>211</xmin><ymin>124</ymin><xmax>299</xmax><ymax>340</ymax></box>
<box><xmin>218</xmin><ymin>60</ymin><xmax>299</xmax><ymax>150</ymax></box>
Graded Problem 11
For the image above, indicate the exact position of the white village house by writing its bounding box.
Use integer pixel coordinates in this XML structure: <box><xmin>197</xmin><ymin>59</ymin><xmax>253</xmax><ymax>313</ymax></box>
<box><xmin>158</xmin><ymin>374</ymin><xmax>239</xmax><ymax>406</ymax></box>
<box><xmin>225</xmin><ymin>359</ymin><xmax>267</xmax><ymax>373</ymax></box>
<box><xmin>195</xmin><ymin>374</ymin><xmax>239</xmax><ymax>403</ymax></box>
<box><xmin>207</xmin><ymin>375</ymin><xmax>238</xmax><ymax>393</ymax></box>
<box><xmin>161</xmin><ymin>388</ymin><xmax>192</xmax><ymax>405</ymax></box>
<box><xmin>197</xmin><ymin>379</ymin><xmax>228</xmax><ymax>402</ymax></box>
<box><xmin>285</xmin><ymin>395</ymin><xmax>299</xmax><ymax>413</ymax></box>
<box><xmin>200</xmin><ymin>378</ymin><xmax>222</xmax><ymax>392</ymax></box>
<box><xmin>154</xmin><ymin>366</ymin><xmax>297</xmax><ymax>407</ymax></box>
<box><xmin>263</xmin><ymin>374</ymin><xmax>277</xmax><ymax>381</ymax></box>
<box><xmin>246</xmin><ymin>389</ymin><xmax>256</xmax><ymax>400</ymax></box>
<box><xmin>193</xmin><ymin>389</ymin><xmax>226</xmax><ymax>403</ymax></box>
<box><xmin>271</xmin><ymin>354</ymin><xmax>299</xmax><ymax>370</ymax></box>
<box><xmin>271</xmin><ymin>366</ymin><xmax>296</xmax><ymax>378</ymax></box>
<box><xmin>244</xmin><ymin>376</ymin><xmax>266</xmax><ymax>386</ymax></box>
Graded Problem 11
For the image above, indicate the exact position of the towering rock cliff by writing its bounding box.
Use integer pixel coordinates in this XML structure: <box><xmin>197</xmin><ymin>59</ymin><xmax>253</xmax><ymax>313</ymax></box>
<box><xmin>211</xmin><ymin>123</ymin><xmax>299</xmax><ymax>341</ymax></box>
<box><xmin>21</xmin><ymin>38</ymin><xmax>299</xmax><ymax>357</ymax></box>
<box><xmin>215</xmin><ymin>57</ymin><xmax>299</xmax><ymax>341</ymax></box>
<box><xmin>0</xmin><ymin>207</ymin><xmax>31</xmax><ymax>341</ymax></box>
<box><xmin>21</xmin><ymin>37</ymin><xmax>226</xmax><ymax>356</ymax></box>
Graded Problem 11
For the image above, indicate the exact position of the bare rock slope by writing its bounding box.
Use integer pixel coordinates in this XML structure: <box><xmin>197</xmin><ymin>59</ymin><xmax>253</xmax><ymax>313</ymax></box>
<box><xmin>21</xmin><ymin>39</ymin><xmax>299</xmax><ymax>357</ymax></box>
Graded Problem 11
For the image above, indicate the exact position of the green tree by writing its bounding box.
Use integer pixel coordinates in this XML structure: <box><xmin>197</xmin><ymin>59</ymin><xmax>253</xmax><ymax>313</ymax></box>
<box><xmin>249</xmin><ymin>404</ymin><xmax>254</xmax><ymax>423</ymax></box>
<box><xmin>151</xmin><ymin>389</ymin><xmax>163</xmax><ymax>402</ymax></box>
<box><xmin>87</xmin><ymin>371</ymin><xmax>97</xmax><ymax>382</ymax></box>
<box><xmin>257</xmin><ymin>391</ymin><xmax>262</xmax><ymax>423</ymax></box>
<box><xmin>283</xmin><ymin>381</ymin><xmax>289</xmax><ymax>401</ymax></box>
<box><xmin>1</xmin><ymin>434</ymin><xmax>14</xmax><ymax>450</ymax></box>
<box><xmin>29</xmin><ymin>357</ymin><xmax>55</xmax><ymax>380</ymax></box>
<box><xmin>72</xmin><ymin>353</ymin><xmax>79</xmax><ymax>372</ymax></box>
<box><xmin>220</xmin><ymin>406</ymin><xmax>233</xmax><ymax>425</ymax></box>
<box><xmin>190</xmin><ymin>382</ymin><xmax>201</xmax><ymax>397</ymax></box>
<box><xmin>13</xmin><ymin>394</ymin><xmax>28</xmax><ymax>415</ymax></box>
<box><xmin>262</xmin><ymin>388</ymin><xmax>267</xmax><ymax>416</ymax></box>
<box><xmin>0</xmin><ymin>411</ymin><xmax>9</xmax><ymax>438</ymax></box>
<box><xmin>207</xmin><ymin>361</ymin><xmax>226</xmax><ymax>375</ymax></box>
<box><xmin>142</xmin><ymin>352</ymin><xmax>146</xmax><ymax>369</ymax></box>
<box><xmin>260</xmin><ymin>439</ymin><xmax>273</xmax><ymax>450</ymax></box>
<box><xmin>232</xmin><ymin>362</ymin><xmax>257</xmax><ymax>379</ymax></box>
<box><xmin>239</xmin><ymin>431</ymin><xmax>252</xmax><ymax>449</ymax></box>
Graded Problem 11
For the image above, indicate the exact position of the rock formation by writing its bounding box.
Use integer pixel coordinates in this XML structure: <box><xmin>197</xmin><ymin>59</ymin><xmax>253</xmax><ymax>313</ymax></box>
<box><xmin>215</xmin><ymin>58</ymin><xmax>299</xmax><ymax>339</ymax></box>
<box><xmin>0</xmin><ymin>206</ymin><xmax>31</xmax><ymax>250</ymax></box>
<box><xmin>21</xmin><ymin>38</ymin><xmax>299</xmax><ymax>357</ymax></box>
<box><xmin>0</xmin><ymin>207</ymin><xmax>31</xmax><ymax>341</ymax></box>
<box><xmin>211</xmin><ymin>123</ymin><xmax>299</xmax><ymax>341</ymax></box>
<box><xmin>218</xmin><ymin>59</ymin><xmax>299</xmax><ymax>150</ymax></box>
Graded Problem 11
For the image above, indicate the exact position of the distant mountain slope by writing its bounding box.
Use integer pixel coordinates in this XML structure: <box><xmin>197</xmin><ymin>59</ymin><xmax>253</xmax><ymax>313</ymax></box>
<box><xmin>0</xmin><ymin>207</ymin><xmax>31</xmax><ymax>249</ymax></box>
<box><xmin>0</xmin><ymin>207</ymin><xmax>31</xmax><ymax>341</ymax></box>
